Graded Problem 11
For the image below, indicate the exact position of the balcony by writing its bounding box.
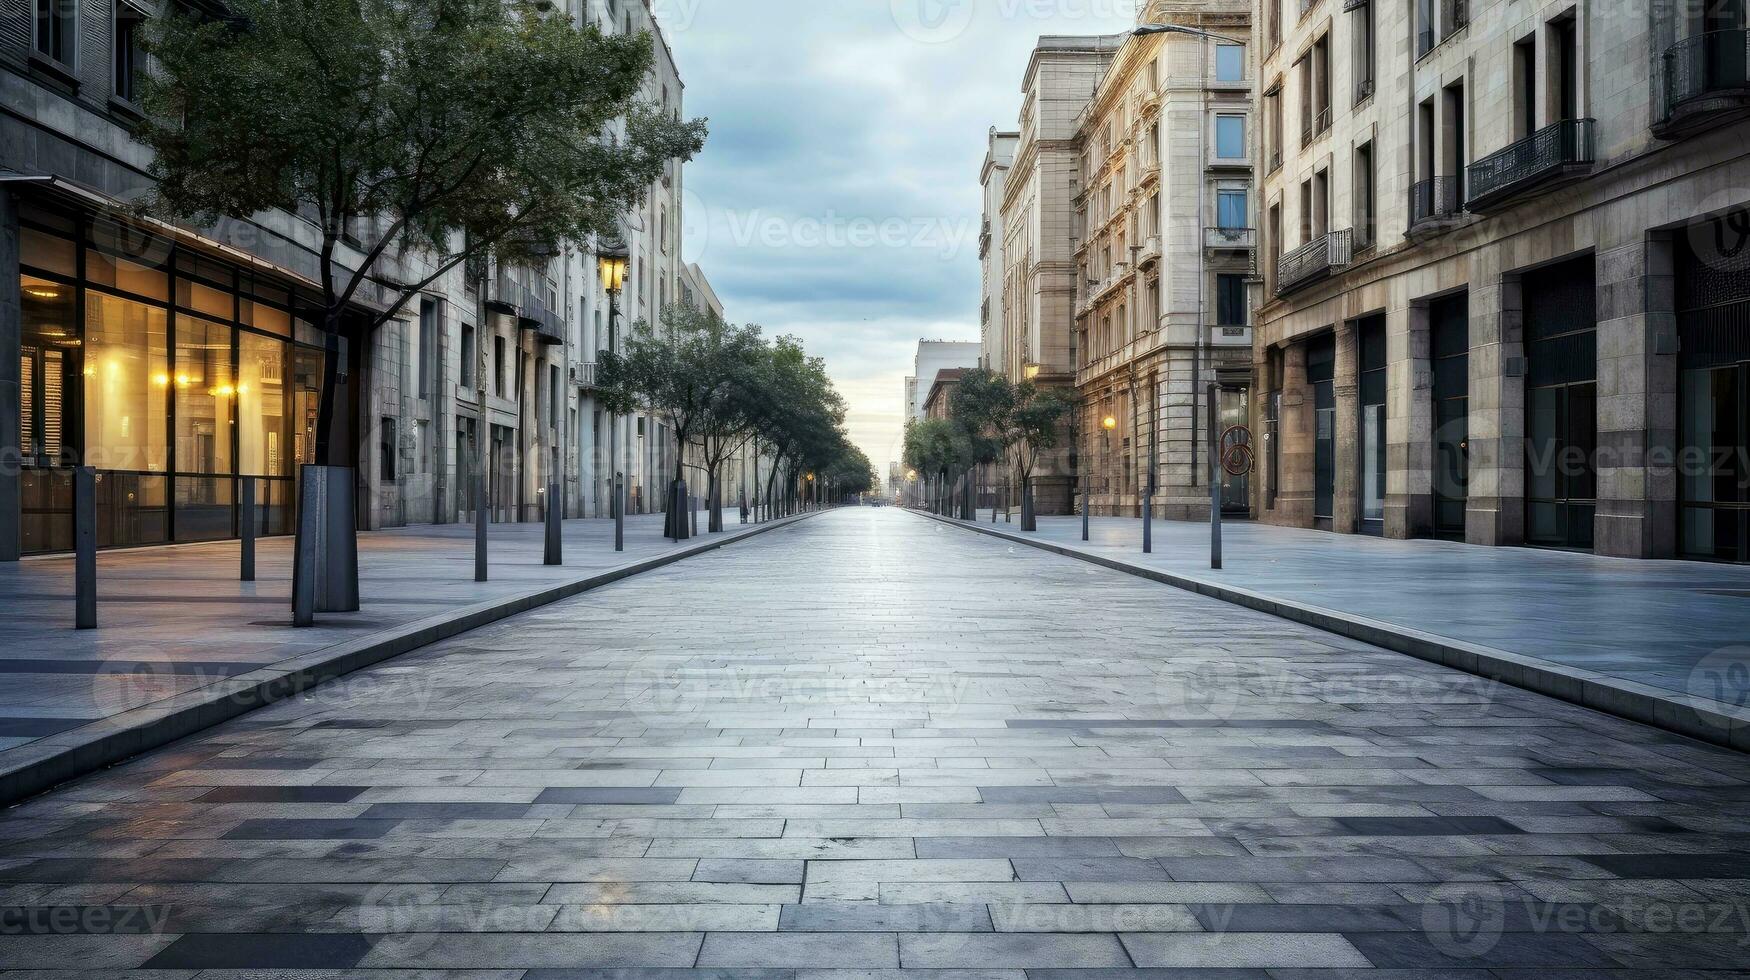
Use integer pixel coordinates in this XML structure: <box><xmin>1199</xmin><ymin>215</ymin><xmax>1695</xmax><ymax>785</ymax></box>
<box><xmin>486</xmin><ymin>273</ymin><xmax>565</xmax><ymax>345</ymax></box>
<box><xmin>1275</xmin><ymin>228</ymin><xmax>1354</xmax><ymax>296</ymax></box>
<box><xmin>1269</xmin><ymin>148</ymin><xmax>1283</xmax><ymax>174</ymax></box>
<box><xmin>1355</xmin><ymin>77</ymin><xmax>1375</xmax><ymax>105</ymax></box>
<box><xmin>1465</xmin><ymin>118</ymin><xmax>1596</xmax><ymax>213</ymax></box>
<box><xmin>1300</xmin><ymin>106</ymin><xmax>1331</xmax><ymax>148</ymax></box>
<box><xmin>574</xmin><ymin>361</ymin><xmax>599</xmax><ymax>390</ymax></box>
<box><xmin>1654</xmin><ymin>30</ymin><xmax>1750</xmax><ymax>139</ymax></box>
<box><xmin>1408</xmin><ymin>177</ymin><xmax>1466</xmax><ymax>233</ymax></box>
<box><xmin>1205</xmin><ymin>226</ymin><xmax>1257</xmax><ymax>252</ymax></box>
<box><xmin>1137</xmin><ymin>236</ymin><xmax>1163</xmax><ymax>267</ymax></box>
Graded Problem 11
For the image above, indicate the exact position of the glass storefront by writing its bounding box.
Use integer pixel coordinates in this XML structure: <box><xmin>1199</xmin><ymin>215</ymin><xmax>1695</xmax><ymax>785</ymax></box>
<box><xmin>1524</xmin><ymin>256</ymin><xmax>1598</xmax><ymax>550</ymax></box>
<box><xmin>1430</xmin><ymin>294</ymin><xmax>1470</xmax><ymax>540</ymax></box>
<box><xmin>1677</xmin><ymin>211</ymin><xmax>1750</xmax><ymax>562</ymax></box>
<box><xmin>1358</xmin><ymin>315</ymin><xmax>1388</xmax><ymax>534</ymax></box>
<box><xmin>15</xmin><ymin>203</ymin><xmax>326</xmax><ymax>554</ymax></box>
<box><xmin>1307</xmin><ymin>334</ymin><xmax>1337</xmax><ymax>526</ymax></box>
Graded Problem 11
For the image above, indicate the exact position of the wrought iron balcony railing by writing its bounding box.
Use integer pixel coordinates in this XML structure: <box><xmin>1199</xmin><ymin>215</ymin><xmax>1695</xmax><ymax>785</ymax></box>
<box><xmin>1409</xmin><ymin>176</ymin><xmax>1466</xmax><ymax>229</ymax></box>
<box><xmin>487</xmin><ymin>273</ymin><xmax>565</xmax><ymax>345</ymax></box>
<box><xmin>1465</xmin><ymin>118</ymin><xmax>1596</xmax><ymax>211</ymax></box>
<box><xmin>1355</xmin><ymin>77</ymin><xmax>1375</xmax><ymax>104</ymax></box>
<box><xmin>1656</xmin><ymin>30</ymin><xmax>1750</xmax><ymax>137</ymax></box>
<box><xmin>574</xmin><ymin>361</ymin><xmax>598</xmax><ymax>390</ymax></box>
<box><xmin>1269</xmin><ymin>149</ymin><xmax>1283</xmax><ymax>174</ymax></box>
<box><xmin>1205</xmin><ymin>226</ymin><xmax>1258</xmax><ymax>251</ymax></box>
<box><xmin>1276</xmin><ymin>228</ymin><xmax>1353</xmax><ymax>295</ymax></box>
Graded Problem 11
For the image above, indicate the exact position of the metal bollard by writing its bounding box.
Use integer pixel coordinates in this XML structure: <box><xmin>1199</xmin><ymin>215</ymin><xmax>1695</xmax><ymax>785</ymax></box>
<box><xmin>74</xmin><ymin>467</ymin><xmax>96</xmax><ymax>630</ymax></box>
<box><xmin>690</xmin><ymin>493</ymin><xmax>699</xmax><ymax>538</ymax></box>
<box><xmin>1143</xmin><ymin>493</ymin><xmax>1152</xmax><ymax>554</ymax></box>
<box><xmin>614</xmin><ymin>475</ymin><xmax>625</xmax><ymax>552</ymax></box>
<box><xmin>544</xmin><ymin>482</ymin><xmax>562</xmax><ymax>566</ymax></box>
<box><xmin>1082</xmin><ymin>489</ymin><xmax>1090</xmax><ymax>542</ymax></box>
<box><xmin>1209</xmin><ymin>383</ymin><xmax>1223</xmax><ymax>570</ymax></box>
<box><xmin>240</xmin><ymin>476</ymin><xmax>256</xmax><ymax>582</ymax></box>
<box><xmin>475</xmin><ymin>473</ymin><xmax>489</xmax><ymax>583</ymax></box>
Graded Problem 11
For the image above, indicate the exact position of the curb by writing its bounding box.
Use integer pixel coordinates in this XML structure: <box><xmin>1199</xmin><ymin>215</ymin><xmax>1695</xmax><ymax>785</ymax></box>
<box><xmin>911</xmin><ymin>509</ymin><xmax>1750</xmax><ymax>752</ymax></box>
<box><xmin>0</xmin><ymin>513</ymin><xmax>815</xmax><ymax>805</ymax></box>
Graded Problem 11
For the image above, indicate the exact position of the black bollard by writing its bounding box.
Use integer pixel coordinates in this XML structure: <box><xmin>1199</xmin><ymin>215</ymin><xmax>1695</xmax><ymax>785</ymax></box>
<box><xmin>74</xmin><ymin>467</ymin><xmax>96</xmax><ymax>630</ymax></box>
<box><xmin>544</xmin><ymin>482</ymin><xmax>562</xmax><ymax>566</ymax></box>
<box><xmin>240</xmin><ymin>476</ymin><xmax>256</xmax><ymax>582</ymax></box>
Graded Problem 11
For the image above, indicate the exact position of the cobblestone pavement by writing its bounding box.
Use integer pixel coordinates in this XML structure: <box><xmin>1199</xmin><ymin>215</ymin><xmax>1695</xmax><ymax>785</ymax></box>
<box><xmin>3</xmin><ymin>507</ymin><xmax>1750</xmax><ymax>976</ymax></box>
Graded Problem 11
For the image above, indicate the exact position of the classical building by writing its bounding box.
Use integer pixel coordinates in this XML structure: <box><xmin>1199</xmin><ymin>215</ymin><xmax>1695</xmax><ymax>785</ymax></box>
<box><xmin>1001</xmin><ymin>33</ymin><xmax>1127</xmax><ymax>515</ymax></box>
<box><xmin>1072</xmin><ymin>0</ymin><xmax>1257</xmax><ymax>519</ymax></box>
<box><xmin>906</xmin><ymin>340</ymin><xmax>979</xmax><ymax>423</ymax></box>
<box><xmin>923</xmin><ymin>369</ymin><xmax>968</xmax><ymax>421</ymax></box>
<box><xmin>2</xmin><ymin>0</ymin><xmax>688</xmax><ymax>559</ymax></box>
<box><xmin>980</xmin><ymin>129</ymin><xmax>1020</xmax><ymax>377</ymax></box>
<box><xmin>1252</xmin><ymin>0</ymin><xmax>1750</xmax><ymax>562</ymax></box>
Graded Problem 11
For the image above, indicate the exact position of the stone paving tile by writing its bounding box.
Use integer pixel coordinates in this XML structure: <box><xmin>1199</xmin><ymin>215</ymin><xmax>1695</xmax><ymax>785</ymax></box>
<box><xmin>3</xmin><ymin>509</ymin><xmax>1750</xmax><ymax>974</ymax></box>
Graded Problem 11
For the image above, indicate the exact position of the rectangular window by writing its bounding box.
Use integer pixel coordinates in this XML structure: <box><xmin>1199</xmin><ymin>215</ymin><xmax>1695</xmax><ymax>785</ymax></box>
<box><xmin>494</xmin><ymin>335</ymin><xmax>506</xmax><ymax>397</ymax></box>
<box><xmin>460</xmin><ymin>324</ymin><xmax>475</xmax><ymax>389</ymax></box>
<box><xmin>238</xmin><ymin>330</ymin><xmax>290</xmax><ymax>477</ymax></box>
<box><xmin>1355</xmin><ymin>141</ymin><xmax>1376</xmax><ymax>247</ymax></box>
<box><xmin>380</xmin><ymin>417</ymin><xmax>398</xmax><ymax>482</ymax></box>
<box><xmin>1217</xmin><ymin>189</ymin><xmax>1248</xmax><ymax>229</ymax></box>
<box><xmin>1217</xmin><ymin>274</ymin><xmax>1247</xmax><ymax>327</ymax></box>
<box><xmin>550</xmin><ymin>364</ymin><xmax>561</xmax><ymax>430</ymax></box>
<box><xmin>417</xmin><ymin>298</ymin><xmax>437</xmax><ymax>398</ymax></box>
<box><xmin>173</xmin><ymin>314</ymin><xmax>234</xmax><ymax>476</ymax></box>
<box><xmin>34</xmin><ymin>0</ymin><xmax>75</xmax><ymax>65</ymax></box>
<box><xmin>114</xmin><ymin>2</ymin><xmax>145</xmax><ymax>102</ymax></box>
<box><xmin>1215</xmin><ymin>115</ymin><xmax>1246</xmax><ymax>159</ymax></box>
<box><xmin>1215</xmin><ymin>43</ymin><xmax>1245</xmax><ymax>82</ymax></box>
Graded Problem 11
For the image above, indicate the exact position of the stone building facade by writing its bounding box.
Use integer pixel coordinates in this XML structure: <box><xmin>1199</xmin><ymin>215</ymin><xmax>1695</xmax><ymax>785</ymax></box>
<box><xmin>1073</xmin><ymin>0</ymin><xmax>1258</xmax><ymax>520</ymax></box>
<box><xmin>1253</xmin><ymin>0</ymin><xmax>1750</xmax><ymax>562</ymax></box>
<box><xmin>980</xmin><ymin>129</ymin><xmax>1019</xmax><ymax>378</ymax></box>
<box><xmin>2</xmin><ymin>0</ymin><xmax>689</xmax><ymax>559</ymax></box>
<box><xmin>1001</xmin><ymin>33</ymin><xmax>1127</xmax><ymax>516</ymax></box>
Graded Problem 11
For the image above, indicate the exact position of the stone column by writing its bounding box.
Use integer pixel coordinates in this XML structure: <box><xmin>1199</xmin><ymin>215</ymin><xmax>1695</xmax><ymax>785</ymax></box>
<box><xmin>1386</xmin><ymin>302</ymin><xmax>1432</xmax><ymax>538</ymax></box>
<box><xmin>1332</xmin><ymin>320</ymin><xmax>1361</xmax><ymax>534</ymax></box>
<box><xmin>1594</xmin><ymin>234</ymin><xmax>1678</xmax><ymax>558</ymax></box>
<box><xmin>1273</xmin><ymin>340</ymin><xmax>1316</xmax><ymax>527</ymax></box>
<box><xmin>1467</xmin><ymin>267</ymin><xmax>1526</xmax><ymax>547</ymax></box>
<box><xmin>1</xmin><ymin>189</ymin><xmax>19</xmax><ymax>562</ymax></box>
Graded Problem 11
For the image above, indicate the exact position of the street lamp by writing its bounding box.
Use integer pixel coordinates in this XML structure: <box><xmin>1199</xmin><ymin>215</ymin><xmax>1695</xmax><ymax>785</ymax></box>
<box><xmin>1132</xmin><ymin>22</ymin><xmax>1230</xmax><ymax>42</ymax></box>
<box><xmin>597</xmin><ymin>242</ymin><xmax>629</xmax><ymax>550</ymax></box>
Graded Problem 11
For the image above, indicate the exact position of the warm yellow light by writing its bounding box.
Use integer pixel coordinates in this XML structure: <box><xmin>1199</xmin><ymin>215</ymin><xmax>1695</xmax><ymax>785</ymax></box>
<box><xmin>153</xmin><ymin>373</ymin><xmax>171</xmax><ymax>387</ymax></box>
<box><xmin>1025</xmin><ymin>364</ymin><xmax>1042</xmax><ymax>380</ymax></box>
<box><xmin>806</xmin><ymin>473</ymin><xmax>815</xmax><ymax>481</ymax></box>
<box><xmin>216</xmin><ymin>384</ymin><xmax>236</xmax><ymax>398</ymax></box>
<box><xmin>176</xmin><ymin>374</ymin><xmax>192</xmax><ymax>387</ymax></box>
<box><xmin>1102</xmin><ymin>416</ymin><xmax>1117</xmax><ymax>430</ymax></box>
<box><xmin>23</xmin><ymin>286</ymin><xmax>60</xmax><ymax>300</ymax></box>
<box><xmin>597</xmin><ymin>251</ymin><xmax>629</xmax><ymax>293</ymax></box>
<box><xmin>906</xmin><ymin>470</ymin><xmax>917</xmax><ymax>480</ymax></box>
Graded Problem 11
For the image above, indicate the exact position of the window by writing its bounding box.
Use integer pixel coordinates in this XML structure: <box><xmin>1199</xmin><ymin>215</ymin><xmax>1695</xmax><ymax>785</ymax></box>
<box><xmin>1355</xmin><ymin>141</ymin><xmax>1377</xmax><ymax>246</ymax></box>
<box><xmin>1513</xmin><ymin>36</ymin><xmax>1538</xmax><ymax>138</ymax></box>
<box><xmin>494</xmin><ymin>335</ymin><xmax>506</xmax><ymax>397</ymax></box>
<box><xmin>550</xmin><ymin>364</ymin><xmax>560</xmax><ymax>430</ymax></box>
<box><xmin>1215</xmin><ymin>44</ymin><xmax>1245</xmax><ymax>82</ymax></box>
<box><xmin>1217</xmin><ymin>274</ymin><xmax>1247</xmax><ymax>327</ymax></box>
<box><xmin>34</xmin><ymin>0</ymin><xmax>75</xmax><ymax>66</ymax></box>
<box><xmin>380</xmin><ymin>417</ymin><xmax>398</xmax><ymax>482</ymax></box>
<box><xmin>238</xmin><ymin>331</ymin><xmax>291</xmax><ymax>478</ymax></box>
<box><xmin>114</xmin><ymin>2</ymin><xmax>145</xmax><ymax>103</ymax></box>
<box><xmin>173</xmin><ymin>315</ymin><xmax>233</xmax><ymax>477</ymax></box>
<box><xmin>460</xmin><ymin>324</ymin><xmax>476</xmax><ymax>389</ymax></box>
<box><xmin>82</xmin><ymin>291</ymin><xmax>169</xmax><ymax>473</ymax></box>
<box><xmin>1217</xmin><ymin>189</ymin><xmax>1248</xmax><ymax>230</ymax></box>
<box><xmin>1215</xmin><ymin>115</ymin><xmax>1246</xmax><ymax>159</ymax></box>
<box><xmin>1352</xmin><ymin>0</ymin><xmax>1375</xmax><ymax>103</ymax></box>
<box><xmin>417</xmin><ymin>298</ymin><xmax>437</xmax><ymax>398</ymax></box>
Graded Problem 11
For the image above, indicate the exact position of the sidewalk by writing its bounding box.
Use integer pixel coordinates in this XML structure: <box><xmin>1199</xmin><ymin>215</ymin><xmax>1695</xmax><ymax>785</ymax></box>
<box><xmin>0</xmin><ymin>509</ymin><xmax>806</xmax><ymax>801</ymax></box>
<box><xmin>933</xmin><ymin>508</ymin><xmax>1750</xmax><ymax>747</ymax></box>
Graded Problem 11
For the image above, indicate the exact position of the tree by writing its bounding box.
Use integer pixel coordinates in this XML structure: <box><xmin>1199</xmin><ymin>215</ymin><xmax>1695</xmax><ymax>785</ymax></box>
<box><xmin>137</xmin><ymin>0</ymin><xmax>707</xmax><ymax>467</ymax></box>
<box><xmin>752</xmin><ymin>338</ymin><xmax>841</xmax><ymax>518</ymax></box>
<box><xmin>1008</xmin><ymin>384</ymin><xmax>1072</xmax><ymax>531</ymax></box>
<box><xmin>948</xmin><ymin>368</ymin><xmax>1012</xmax><ymax>520</ymax></box>
<box><xmin>692</xmin><ymin>321</ymin><xmax>768</xmax><ymax>533</ymax></box>
<box><xmin>903</xmin><ymin>417</ymin><xmax>968</xmax><ymax>516</ymax></box>
<box><xmin>597</xmin><ymin>305</ymin><xmax>754</xmax><ymax>539</ymax></box>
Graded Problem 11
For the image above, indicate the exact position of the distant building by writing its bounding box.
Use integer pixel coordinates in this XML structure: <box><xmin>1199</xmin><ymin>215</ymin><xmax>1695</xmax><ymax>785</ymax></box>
<box><xmin>924</xmin><ymin>368</ymin><xmax>969</xmax><ymax>421</ymax></box>
<box><xmin>907</xmin><ymin>341</ymin><xmax>979</xmax><ymax>423</ymax></box>
<box><xmin>980</xmin><ymin>130</ymin><xmax>1020</xmax><ymax>377</ymax></box>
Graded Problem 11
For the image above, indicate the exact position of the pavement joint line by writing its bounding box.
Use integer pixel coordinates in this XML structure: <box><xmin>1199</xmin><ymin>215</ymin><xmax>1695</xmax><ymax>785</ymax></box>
<box><xmin>909</xmin><ymin>508</ymin><xmax>1750</xmax><ymax>754</ymax></box>
<box><xmin>0</xmin><ymin>512</ymin><xmax>818</xmax><ymax>807</ymax></box>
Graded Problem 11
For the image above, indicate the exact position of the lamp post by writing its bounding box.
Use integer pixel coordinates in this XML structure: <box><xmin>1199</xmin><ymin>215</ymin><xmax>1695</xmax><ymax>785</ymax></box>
<box><xmin>597</xmin><ymin>244</ymin><xmax>629</xmax><ymax>552</ymax></box>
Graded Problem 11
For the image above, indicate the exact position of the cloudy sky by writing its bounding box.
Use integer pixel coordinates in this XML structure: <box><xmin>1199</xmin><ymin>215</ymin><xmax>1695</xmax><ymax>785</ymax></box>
<box><xmin>664</xmin><ymin>0</ymin><xmax>1139</xmax><ymax>472</ymax></box>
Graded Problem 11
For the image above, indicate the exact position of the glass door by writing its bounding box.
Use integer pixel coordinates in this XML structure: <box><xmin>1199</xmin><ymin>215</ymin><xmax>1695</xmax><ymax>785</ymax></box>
<box><xmin>1307</xmin><ymin>335</ymin><xmax>1336</xmax><ymax>527</ymax></box>
<box><xmin>1219</xmin><ymin>387</ymin><xmax>1251</xmax><ymax>514</ymax></box>
<box><xmin>1681</xmin><ymin>362</ymin><xmax>1748</xmax><ymax>561</ymax></box>
<box><xmin>1431</xmin><ymin>295</ymin><xmax>1469</xmax><ymax>539</ymax></box>
<box><xmin>1358</xmin><ymin>316</ymin><xmax>1387</xmax><ymax>535</ymax></box>
<box><xmin>1523</xmin><ymin>256</ymin><xmax>1597</xmax><ymax>551</ymax></box>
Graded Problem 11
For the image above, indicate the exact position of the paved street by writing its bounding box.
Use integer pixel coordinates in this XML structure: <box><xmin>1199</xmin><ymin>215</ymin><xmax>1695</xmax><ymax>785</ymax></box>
<box><xmin>966</xmin><ymin>509</ymin><xmax>1750</xmax><ymax>703</ymax></box>
<box><xmin>3</xmin><ymin>507</ymin><xmax>1750</xmax><ymax>975</ymax></box>
<box><xmin>0</xmin><ymin>510</ymin><xmax>766</xmax><ymax>757</ymax></box>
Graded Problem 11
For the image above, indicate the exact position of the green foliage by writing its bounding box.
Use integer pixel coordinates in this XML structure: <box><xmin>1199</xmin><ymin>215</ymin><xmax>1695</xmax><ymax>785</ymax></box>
<box><xmin>1010</xmin><ymin>383</ymin><xmax>1072</xmax><ymax>478</ymax></box>
<box><xmin>136</xmin><ymin>0</ymin><xmax>707</xmax><ymax>326</ymax></box>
